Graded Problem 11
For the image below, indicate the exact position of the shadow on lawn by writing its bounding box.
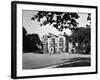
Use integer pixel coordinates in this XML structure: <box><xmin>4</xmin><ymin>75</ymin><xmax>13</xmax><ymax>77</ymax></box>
<box><xmin>55</xmin><ymin>57</ymin><xmax>91</xmax><ymax>68</ymax></box>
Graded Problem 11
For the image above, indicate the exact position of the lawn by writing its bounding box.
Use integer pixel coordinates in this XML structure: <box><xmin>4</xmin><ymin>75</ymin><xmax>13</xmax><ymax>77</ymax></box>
<box><xmin>23</xmin><ymin>53</ymin><xmax>90</xmax><ymax>69</ymax></box>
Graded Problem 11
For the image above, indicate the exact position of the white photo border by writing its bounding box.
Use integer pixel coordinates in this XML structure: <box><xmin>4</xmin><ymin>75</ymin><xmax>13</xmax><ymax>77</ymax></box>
<box><xmin>11</xmin><ymin>1</ymin><xmax>98</xmax><ymax>79</ymax></box>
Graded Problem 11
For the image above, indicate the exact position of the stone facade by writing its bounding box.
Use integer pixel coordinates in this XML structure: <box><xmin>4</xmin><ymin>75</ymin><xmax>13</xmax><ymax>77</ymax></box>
<box><xmin>42</xmin><ymin>33</ymin><xmax>69</xmax><ymax>54</ymax></box>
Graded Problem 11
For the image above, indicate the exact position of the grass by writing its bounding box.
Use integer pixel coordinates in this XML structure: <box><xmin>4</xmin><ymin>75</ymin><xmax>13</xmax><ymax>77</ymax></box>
<box><xmin>23</xmin><ymin>53</ymin><xmax>90</xmax><ymax>69</ymax></box>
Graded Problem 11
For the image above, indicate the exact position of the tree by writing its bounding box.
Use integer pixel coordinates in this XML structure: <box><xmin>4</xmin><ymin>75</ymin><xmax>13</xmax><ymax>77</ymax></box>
<box><xmin>70</xmin><ymin>27</ymin><xmax>91</xmax><ymax>54</ymax></box>
<box><xmin>23</xmin><ymin>27</ymin><xmax>33</xmax><ymax>52</ymax></box>
<box><xmin>23</xmin><ymin>27</ymin><xmax>42</xmax><ymax>52</ymax></box>
<box><xmin>86</xmin><ymin>13</ymin><xmax>91</xmax><ymax>28</ymax></box>
<box><xmin>27</xmin><ymin>34</ymin><xmax>42</xmax><ymax>51</ymax></box>
<box><xmin>31</xmin><ymin>11</ymin><xmax>91</xmax><ymax>54</ymax></box>
<box><xmin>31</xmin><ymin>11</ymin><xmax>79</xmax><ymax>31</ymax></box>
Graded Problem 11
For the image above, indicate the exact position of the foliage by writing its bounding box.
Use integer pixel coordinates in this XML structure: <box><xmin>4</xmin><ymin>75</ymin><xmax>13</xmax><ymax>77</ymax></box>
<box><xmin>23</xmin><ymin>27</ymin><xmax>42</xmax><ymax>52</ymax></box>
<box><xmin>31</xmin><ymin>11</ymin><xmax>79</xmax><ymax>31</ymax></box>
<box><xmin>86</xmin><ymin>13</ymin><xmax>91</xmax><ymax>28</ymax></box>
<box><xmin>30</xmin><ymin>11</ymin><xmax>91</xmax><ymax>54</ymax></box>
<box><xmin>70</xmin><ymin>27</ymin><xmax>91</xmax><ymax>54</ymax></box>
<box><xmin>70</xmin><ymin>27</ymin><xmax>90</xmax><ymax>43</ymax></box>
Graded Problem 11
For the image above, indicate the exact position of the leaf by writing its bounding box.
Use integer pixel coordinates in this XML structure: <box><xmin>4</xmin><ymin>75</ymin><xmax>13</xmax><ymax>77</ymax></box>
<box><xmin>31</xmin><ymin>17</ymin><xmax>35</xmax><ymax>20</ymax></box>
<box><xmin>31</xmin><ymin>11</ymin><xmax>79</xmax><ymax>31</ymax></box>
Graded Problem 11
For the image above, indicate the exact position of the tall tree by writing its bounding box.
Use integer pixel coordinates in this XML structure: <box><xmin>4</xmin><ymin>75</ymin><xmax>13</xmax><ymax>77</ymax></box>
<box><xmin>86</xmin><ymin>13</ymin><xmax>91</xmax><ymax>28</ymax></box>
<box><xmin>31</xmin><ymin>11</ymin><xmax>79</xmax><ymax>31</ymax></box>
<box><xmin>70</xmin><ymin>27</ymin><xmax>91</xmax><ymax>54</ymax></box>
<box><xmin>23</xmin><ymin>27</ymin><xmax>42</xmax><ymax>52</ymax></box>
<box><xmin>23</xmin><ymin>27</ymin><xmax>33</xmax><ymax>52</ymax></box>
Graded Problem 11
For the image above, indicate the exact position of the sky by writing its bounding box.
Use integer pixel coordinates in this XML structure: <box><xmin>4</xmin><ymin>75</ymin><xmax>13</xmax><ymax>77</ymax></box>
<box><xmin>23</xmin><ymin>10</ymin><xmax>89</xmax><ymax>39</ymax></box>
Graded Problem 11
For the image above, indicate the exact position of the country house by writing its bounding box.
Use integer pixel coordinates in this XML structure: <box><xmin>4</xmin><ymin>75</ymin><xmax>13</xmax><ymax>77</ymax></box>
<box><xmin>42</xmin><ymin>33</ymin><xmax>73</xmax><ymax>54</ymax></box>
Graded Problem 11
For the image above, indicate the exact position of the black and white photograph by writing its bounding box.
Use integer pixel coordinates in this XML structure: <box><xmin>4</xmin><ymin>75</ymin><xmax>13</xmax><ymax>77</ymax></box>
<box><xmin>23</xmin><ymin>10</ymin><xmax>91</xmax><ymax>69</ymax></box>
<box><xmin>11</xmin><ymin>1</ymin><xmax>97</xmax><ymax>79</ymax></box>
